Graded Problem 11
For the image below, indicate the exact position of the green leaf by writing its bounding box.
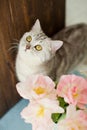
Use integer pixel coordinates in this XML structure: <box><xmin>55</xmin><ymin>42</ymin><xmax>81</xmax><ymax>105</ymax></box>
<box><xmin>57</xmin><ymin>97</ymin><xmax>68</xmax><ymax>109</ymax></box>
<box><xmin>58</xmin><ymin>113</ymin><xmax>66</xmax><ymax>121</ymax></box>
<box><xmin>51</xmin><ymin>113</ymin><xmax>62</xmax><ymax>123</ymax></box>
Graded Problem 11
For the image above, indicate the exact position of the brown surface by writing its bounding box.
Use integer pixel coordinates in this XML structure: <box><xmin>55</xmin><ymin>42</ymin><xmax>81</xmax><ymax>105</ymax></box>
<box><xmin>0</xmin><ymin>0</ymin><xmax>65</xmax><ymax>117</ymax></box>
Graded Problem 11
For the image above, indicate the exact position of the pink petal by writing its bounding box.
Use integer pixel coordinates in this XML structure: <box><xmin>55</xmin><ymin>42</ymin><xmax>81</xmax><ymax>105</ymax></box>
<box><xmin>35</xmin><ymin>75</ymin><xmax>55</xmax><ymax>88</ymax></box>
<box><xmin>16</xmin><ymin>82</ymin><xmax>31</xmax><ymax>99</ymax></box>
<box><xmin>57</xmin><ymin>74</ymin><xmax>87</xmax><ymax>107</ymax></box>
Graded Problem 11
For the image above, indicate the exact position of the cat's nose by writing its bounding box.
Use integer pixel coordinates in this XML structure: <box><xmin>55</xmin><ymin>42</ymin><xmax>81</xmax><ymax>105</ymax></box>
<box><xmin>25</xmin><ymin>44</ymin><xmax>30</xmax><ymax>51</ymax></box>
<box><xmin>26</xmin><ymin>44</ymin><xmax>31</xmax><ymax>50</ymax></box>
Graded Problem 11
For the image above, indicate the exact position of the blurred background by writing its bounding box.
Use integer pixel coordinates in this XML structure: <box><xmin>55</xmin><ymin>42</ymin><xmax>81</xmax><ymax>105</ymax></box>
<box><xmin>0</xmin><ymin>0</ymin><xmax>87</xmax><ymax>118</ymax></box>
<box><xmin>66</xmin><ymin>0</ymin><xmax>87</xmax><ymax>26</ymax></box>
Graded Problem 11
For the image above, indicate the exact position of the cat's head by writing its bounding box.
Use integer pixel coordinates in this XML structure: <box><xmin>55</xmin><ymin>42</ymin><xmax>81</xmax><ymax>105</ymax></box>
<box><xmin>18</xmin><ymin>19</ymin><xmax>63</xmax><ymax>64</ymax></box>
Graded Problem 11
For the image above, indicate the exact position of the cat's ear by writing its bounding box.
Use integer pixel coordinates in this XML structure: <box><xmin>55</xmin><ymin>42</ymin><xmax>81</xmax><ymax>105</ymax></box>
<box><xmin>51</xmin><ymin>40</ymin><xmax>63</xmax><ymax>52</ymax></box>
<box><xmin>32</xmin><ymin>19</ymin><xmax>41</xmax><ymax>31</ymax></box>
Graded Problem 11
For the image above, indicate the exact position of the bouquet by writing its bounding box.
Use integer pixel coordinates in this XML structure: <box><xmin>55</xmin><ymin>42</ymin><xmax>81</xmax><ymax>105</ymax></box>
<box><xmin>16</xmin><ymin>74</ymin><xmax>87</xmax><ymax>130</ymax></box>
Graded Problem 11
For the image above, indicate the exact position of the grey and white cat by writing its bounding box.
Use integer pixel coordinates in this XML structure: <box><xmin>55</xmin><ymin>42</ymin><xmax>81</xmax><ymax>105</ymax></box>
<box><xmin>16</xmin><ymin>19</ymin><xmax>87</xmax><ymax>81</ymax></box>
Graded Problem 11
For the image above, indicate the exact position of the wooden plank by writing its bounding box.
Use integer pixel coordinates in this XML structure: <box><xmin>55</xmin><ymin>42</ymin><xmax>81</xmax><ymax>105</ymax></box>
<box><xmin>0</xmin><ymin>0</ymin><xmax>65</xmax><ymax>117</ymax></box>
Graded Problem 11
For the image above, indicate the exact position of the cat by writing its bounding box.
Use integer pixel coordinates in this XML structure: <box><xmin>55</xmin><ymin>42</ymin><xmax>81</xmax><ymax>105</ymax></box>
<box><xmin>16</xmin><ymin>19</ymin><xmax>87</xmax><ymax>82</ymax></box>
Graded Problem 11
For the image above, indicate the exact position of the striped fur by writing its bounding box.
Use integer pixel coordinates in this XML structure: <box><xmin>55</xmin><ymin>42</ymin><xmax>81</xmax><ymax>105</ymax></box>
<box><xmin>51</xmin><ymin>23</ymin><xmax>87</xmax><ymax>80</ymax></box>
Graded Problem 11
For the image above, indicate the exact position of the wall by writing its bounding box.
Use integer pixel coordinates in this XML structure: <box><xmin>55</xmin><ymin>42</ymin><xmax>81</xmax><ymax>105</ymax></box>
<box><xmin>66</xmin><ymin>0</ymin><xmax>87</xmax><ymax>26</ymax></box>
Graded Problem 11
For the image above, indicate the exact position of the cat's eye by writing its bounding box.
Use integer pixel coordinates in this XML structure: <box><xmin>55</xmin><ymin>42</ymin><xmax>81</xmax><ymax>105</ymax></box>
<box><xmin>26</xmin><ymin>36</ymin><xmax>32</xmax><ymax>42</ymax></box>
<box><xmin>34</xmin><ymin>45</ymin><xmax>42</xmax><ymax>51</ymax></box>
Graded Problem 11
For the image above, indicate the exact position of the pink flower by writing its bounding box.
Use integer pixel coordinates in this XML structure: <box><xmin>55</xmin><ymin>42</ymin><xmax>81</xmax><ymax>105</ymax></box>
<box><xmin>16</xmin><ymin>75</ymin><xmax>56</xmax><ymax>101</ymax></box>
<box><xmin>57</xmin><ymin>105</ymin><xmax>87</xmax><ymax>130</ymax></box>
<box><xmin>21</xmin><ymin>98</ymin><xmax>64</xmax><ymax>130</ymax></box>
<box><xmin>57</xmin><ymin>74</ymin><xmax>87</xmax><ymax>108</ymax></box>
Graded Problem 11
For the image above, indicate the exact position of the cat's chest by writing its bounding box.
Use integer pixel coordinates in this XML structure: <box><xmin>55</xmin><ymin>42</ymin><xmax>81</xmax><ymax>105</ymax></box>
<box><xmin>16</xmin><ymin>56</ymin><xmax>49</xmax><ymax>81</ymax></box>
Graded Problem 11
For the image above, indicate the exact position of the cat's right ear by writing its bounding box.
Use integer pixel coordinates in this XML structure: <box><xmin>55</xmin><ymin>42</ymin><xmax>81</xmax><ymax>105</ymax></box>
<box><xmin>51</xmin><ymin>40</ymin><xmax>63</xmax><ymax>52</ymax></box>
<box><xmin>32</xmin><ymin>19</ymin><xmax>41</xmax><ymax>32</ymax></box>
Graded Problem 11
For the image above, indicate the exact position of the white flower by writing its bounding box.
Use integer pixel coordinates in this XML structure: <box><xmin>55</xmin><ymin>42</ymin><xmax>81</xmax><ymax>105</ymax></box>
<box><xmin>16</xmin><ymin>75</ymin><xmax>57</xmax><ymax>101</ymax></box>
<box><xmin>21</xmin><ymin>98</ymin><xmax>64</xmax><ymax>130</ymax></box>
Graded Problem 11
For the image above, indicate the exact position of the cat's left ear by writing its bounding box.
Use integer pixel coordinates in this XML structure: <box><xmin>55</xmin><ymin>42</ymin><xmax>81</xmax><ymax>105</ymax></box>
<box><xmin>51</xmin><ymin>40</ymin><xmax>63</xmax><ymax>52</ymax></box>
<box><xmin>32</xmin><ymin>19</ymin><xmax>41</xmax><ymax>31</ymax></box>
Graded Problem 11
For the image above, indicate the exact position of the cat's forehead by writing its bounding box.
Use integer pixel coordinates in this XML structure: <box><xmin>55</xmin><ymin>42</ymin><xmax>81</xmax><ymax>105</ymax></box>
<box><xmin>25</xmin><ymin>30</ymin><xmax>47</xmax><ymax>40</ymax></box>
<box><xmin>33</xmin><ymin>32</ymin><xmax>47</xmax><ymax>41</ymax></box>
<box><xmin>23</xmin><ymin>30</ymin><xmax>50</xmax><ymax>44</ymax></box>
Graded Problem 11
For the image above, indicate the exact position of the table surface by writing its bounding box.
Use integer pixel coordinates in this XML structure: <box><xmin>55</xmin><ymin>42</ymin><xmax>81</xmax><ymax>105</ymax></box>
<box><xmin>0</xmin><ymin>99</ymin><xmax>32</xmax><ymax>130</ymax></box>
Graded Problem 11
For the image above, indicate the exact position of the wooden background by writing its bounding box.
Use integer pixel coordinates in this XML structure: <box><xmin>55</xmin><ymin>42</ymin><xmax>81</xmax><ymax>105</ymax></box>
<box><xmin>0</xmin><ymin>0</ymin><xmax>65</xmax><ymax>117</ymax></box>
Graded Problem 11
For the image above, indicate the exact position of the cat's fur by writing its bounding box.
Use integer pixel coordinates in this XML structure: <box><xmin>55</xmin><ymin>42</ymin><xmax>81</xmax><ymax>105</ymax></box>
<box><xmin>16</xmin><ymin>19</ymin><xmax>87</xmax><ymax>81</ymax></box>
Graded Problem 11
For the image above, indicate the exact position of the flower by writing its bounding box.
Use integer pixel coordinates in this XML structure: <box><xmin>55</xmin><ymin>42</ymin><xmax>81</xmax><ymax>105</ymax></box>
<box><xmin>16</xmin><ymin>74</ymin><xmax>87</xmax><ymax>130</ymax></box>
<box><xmin>57</xmin><ymin>105</ymin><xmax>87</xmax><ymax>130</ymax></box>
<box><xmin>57</xmin><ymin>74</ymin><xmax>87</xmax><ymax>108</ymax></box>
<box><xmin>21</xmin><ymin>98</ymin><xmax>64</xmax><ymax>130</ymax></box>
<box><xmin>16</xmin><ymin>74</ymin><xmax>56</xmax><ymax>101</ymax></box>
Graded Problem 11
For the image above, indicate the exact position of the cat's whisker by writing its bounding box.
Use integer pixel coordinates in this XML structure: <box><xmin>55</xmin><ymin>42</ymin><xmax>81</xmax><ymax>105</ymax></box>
<box><xmin>8</xmin><ymin>46</ymin><xmax>18</xmax><ymax>52</ymax></box>
<box><xmin>9</xmin><ymin>42</ymin><xmax>19</xmax><ymax>46</ymax></box>
<box><xmin>12</xmin><ymin>39</ymin><xmax>19</xmax><ymax>42</ymax></box>
<box><xmin>12</xmin><ymin>43</ymin><xmax>19</xmax><ymax>45</ymax></box>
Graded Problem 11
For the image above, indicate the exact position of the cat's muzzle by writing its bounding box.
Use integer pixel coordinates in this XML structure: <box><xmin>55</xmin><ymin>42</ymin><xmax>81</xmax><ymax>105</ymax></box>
<box><xmin>25</xmin><ymin>44</ymin><xmax>31</xmax><ymax>51</ymax></box>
